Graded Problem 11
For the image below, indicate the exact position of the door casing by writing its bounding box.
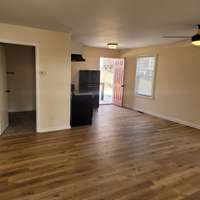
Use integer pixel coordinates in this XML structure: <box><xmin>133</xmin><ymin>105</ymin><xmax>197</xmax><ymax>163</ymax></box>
<box><xmin>0</xmin><ymin>45</ymin><xmax>8</xmax><ymax>134</ymax></box>
<box><xmin>0</xmin><ymin>39</ymin><xmax>39</xmax><ymax>134</ymax></box>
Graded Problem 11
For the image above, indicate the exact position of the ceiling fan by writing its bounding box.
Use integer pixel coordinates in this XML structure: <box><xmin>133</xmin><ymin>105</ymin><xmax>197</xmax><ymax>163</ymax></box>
<box><xmin>163</xmin><ymin>24</ymin><xmax>200</xmax><ymax>46</ymax></box>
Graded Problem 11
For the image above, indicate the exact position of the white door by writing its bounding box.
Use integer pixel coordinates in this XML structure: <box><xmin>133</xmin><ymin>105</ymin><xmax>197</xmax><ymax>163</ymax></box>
<box><xmin>0</xmin><ymin>45</ymin><xmax>8</xmax><ymax>135</ymax></box>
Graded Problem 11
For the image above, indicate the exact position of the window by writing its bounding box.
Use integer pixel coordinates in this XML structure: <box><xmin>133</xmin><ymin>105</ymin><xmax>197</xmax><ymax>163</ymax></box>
<box><xmin>135</xmin><ymin>56</ymin><xmax>156</xmax><ymax>97</ymax></box>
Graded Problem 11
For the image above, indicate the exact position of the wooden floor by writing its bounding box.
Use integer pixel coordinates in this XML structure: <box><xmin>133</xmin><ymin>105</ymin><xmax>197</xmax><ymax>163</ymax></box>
<box><xmin>1</xmin><ymin>105</ymin><xmax>200</xmax><ymax>200</ymax></box>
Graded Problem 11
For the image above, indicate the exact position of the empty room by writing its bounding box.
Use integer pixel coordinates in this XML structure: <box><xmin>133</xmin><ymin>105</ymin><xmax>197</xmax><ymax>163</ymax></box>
<box><xmin>0</xmin><ymin>0</ymin><xmax>200</xmax><ymax>199</ymax></box>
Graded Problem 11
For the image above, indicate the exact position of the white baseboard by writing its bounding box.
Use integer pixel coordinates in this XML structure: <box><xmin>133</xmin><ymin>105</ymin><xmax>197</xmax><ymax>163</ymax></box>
<box><xmin>131</xmin><ymin>107</ymin><xmax>200</xmax><ymax>130</ymax></box>
<box><xmin>37</xmin><ymin>125</ymin><xmax>71</xmax><ymax>133</ymax></box>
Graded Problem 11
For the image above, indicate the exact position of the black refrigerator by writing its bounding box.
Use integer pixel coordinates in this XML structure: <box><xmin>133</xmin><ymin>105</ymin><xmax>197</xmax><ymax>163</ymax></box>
<box><xmin>79</xmin><ymin>70</ymin><xmax>100</xmax><ymax>108</ymax></box>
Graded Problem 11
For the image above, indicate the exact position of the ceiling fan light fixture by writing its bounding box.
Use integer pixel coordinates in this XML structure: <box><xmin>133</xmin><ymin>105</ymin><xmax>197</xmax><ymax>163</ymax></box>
<box><xmin>192</xmin><ymin>34</ymin><xmax>200</xmax><ymax>46</ymax></box>
<box><xmin>192</xmin><ymin>24</ymin><xmax>200</xmax><ymax>46</ymax></box>
<box><xmin>107</xmin><ymin>43</ymin><xmax>118</xmax><ymax>49</ymax></box>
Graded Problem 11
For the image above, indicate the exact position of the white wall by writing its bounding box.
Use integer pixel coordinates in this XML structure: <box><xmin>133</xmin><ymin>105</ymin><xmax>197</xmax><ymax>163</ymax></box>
<box><xmin>0</xmin><ymin>23</ymin><xmax>71</xmax><ymax>132</ymax></box>
<box><xmin>121</xmin><ymin>42</ymin><xmax>200</xmax><ymax>129</ymax></box>
<box><xmin>5</xmin><ymin>44</ymin><xmax>36</xmax><ymax>112</ymax></box>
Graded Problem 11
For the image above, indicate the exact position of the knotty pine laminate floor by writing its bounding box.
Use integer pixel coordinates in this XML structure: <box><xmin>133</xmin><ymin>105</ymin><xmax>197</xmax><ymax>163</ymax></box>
<box><xmin>1</xmin><ymin>105</ymin><xmax>200</xmax><ymax>200</ymax></box>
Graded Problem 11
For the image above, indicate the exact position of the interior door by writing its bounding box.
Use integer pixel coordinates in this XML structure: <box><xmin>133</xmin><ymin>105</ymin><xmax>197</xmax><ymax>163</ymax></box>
<box><xmin>0</xmin><ymin>45</ymin><xmax>8</xmax><ymax>135</ymax></box>
<box><xmin>113</xmin><ymin>58</ymin><xmax>125</xmax><ymax>106</ymax></box>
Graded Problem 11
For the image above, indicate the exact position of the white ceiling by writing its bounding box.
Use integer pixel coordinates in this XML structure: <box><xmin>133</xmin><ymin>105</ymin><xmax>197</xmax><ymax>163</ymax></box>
<box><xmin>0</xmin><ymin>0</ymin><xmax>199</xmax><ymax>49</ymax></box>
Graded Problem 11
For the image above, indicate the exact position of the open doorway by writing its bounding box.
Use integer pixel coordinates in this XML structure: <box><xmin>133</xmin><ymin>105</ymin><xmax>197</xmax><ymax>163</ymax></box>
<box><xmin>100</xmin><ymin>57</ymin><xmax>125</xmax><ymax>106</ymax></box>
<box><xmin>0</xmin><ymin>43</ymin><xmax>36</xmax><ymax>136</ymax></box>
<box><xmin>100</xmin><ymin>57</ymin><xmax>115</xmax><ymax>104</ymax></box>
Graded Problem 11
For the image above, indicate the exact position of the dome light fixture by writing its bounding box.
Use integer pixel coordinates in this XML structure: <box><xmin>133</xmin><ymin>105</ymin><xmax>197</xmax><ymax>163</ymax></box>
<box><xmin>192</xmin><ymin>24</ymin><xmax>200</xmax><ymax>46</ymax></box>
<box><xmin>107</xmin><ymin>43</ymin><xmax>118</xmax><ymax>49</ymax></box>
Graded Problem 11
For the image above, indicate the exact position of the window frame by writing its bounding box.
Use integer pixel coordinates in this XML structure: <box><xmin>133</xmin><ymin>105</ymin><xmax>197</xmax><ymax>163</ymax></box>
<box><xmin>134</xmin><ymin>55</ymin><xmax>157</xmax><ymax>99</ymax></box>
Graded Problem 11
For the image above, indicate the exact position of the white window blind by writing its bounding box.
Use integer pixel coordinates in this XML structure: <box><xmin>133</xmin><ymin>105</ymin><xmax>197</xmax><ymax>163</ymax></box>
<box><xmin>135</xmin><ymin>56</ymin><xmax>156</xmax><ymax>97</ymax></box>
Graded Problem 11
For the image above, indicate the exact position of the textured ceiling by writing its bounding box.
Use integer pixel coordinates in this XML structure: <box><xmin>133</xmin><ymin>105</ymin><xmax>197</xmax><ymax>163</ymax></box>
<box><xmin>0</xmin><ymin>0</ymin><xmax>199</xmax><ymax>49</ymax></box>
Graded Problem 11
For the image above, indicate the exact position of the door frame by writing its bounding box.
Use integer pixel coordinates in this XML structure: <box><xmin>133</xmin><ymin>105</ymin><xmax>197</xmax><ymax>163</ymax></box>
<box><xmin>0</xmin><ymin>45</ymin><xmax>8</xmax><ymax>134</ymax></box>
<box><xmin>99</xmin><ymin>57</ymin><xmax>115</xmax><ymax>105</ymax></box>
<box><xmin>99</xmin><ymin>57</ymin><xmax>125</xmax><ymax>106</ymax></box>
<box><xmin>0</xmin><ymin>39</ymin><xmax>40</xmax><ymax>133</ymax></box>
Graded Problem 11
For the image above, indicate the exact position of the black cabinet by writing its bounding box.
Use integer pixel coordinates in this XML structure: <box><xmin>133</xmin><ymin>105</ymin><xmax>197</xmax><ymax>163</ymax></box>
<box><xmin>70</xmin><ymin>93</ymin><xmax>93</xmax><ymax>127</ymax></box>
<box><xmin>79</xmin><ymin>70</ymin><xmax>100</xmax><ymax>108</ymax></box>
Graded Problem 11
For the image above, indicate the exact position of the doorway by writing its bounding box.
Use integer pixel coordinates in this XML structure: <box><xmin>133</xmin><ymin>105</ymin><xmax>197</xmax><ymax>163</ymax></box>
<box><xmin>99</xmin><ymin>57</ymin><xmax>125</xmax><ymax>106</ymax></box>
<box><xmin>0</xmin><ymin>43</ymin><xmax>36</xmax><ymax>136</ymax></box>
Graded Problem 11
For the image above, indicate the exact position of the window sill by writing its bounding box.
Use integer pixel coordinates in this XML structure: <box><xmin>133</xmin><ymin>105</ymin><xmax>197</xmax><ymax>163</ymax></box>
<box><xmin>135</xmin><ymin>94</ymin><xmax>155</xmax><ymax>100</ymax></box>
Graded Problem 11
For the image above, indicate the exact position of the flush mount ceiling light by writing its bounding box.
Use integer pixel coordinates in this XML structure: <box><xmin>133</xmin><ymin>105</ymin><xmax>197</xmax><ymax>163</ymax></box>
<box><xmin>107</xmin><ymin>43</ymin><xmax>118</xmax><ymax>49</ymax></box>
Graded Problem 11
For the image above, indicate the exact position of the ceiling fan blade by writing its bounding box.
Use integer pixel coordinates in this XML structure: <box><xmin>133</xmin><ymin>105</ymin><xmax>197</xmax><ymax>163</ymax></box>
<box><xmin>163</xmin><ymin>36</ymin><xmax>192</xmax><ymax>39</ymax></box>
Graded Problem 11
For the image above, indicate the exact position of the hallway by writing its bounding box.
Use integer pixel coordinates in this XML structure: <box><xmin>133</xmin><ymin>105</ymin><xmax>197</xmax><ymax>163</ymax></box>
<box><xmin>3</xmin><ymin>111</ymin><xmax>36</xmax><ymax>136</ymax></box>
